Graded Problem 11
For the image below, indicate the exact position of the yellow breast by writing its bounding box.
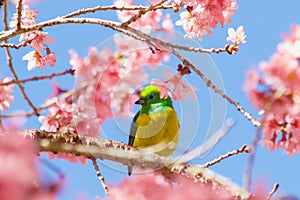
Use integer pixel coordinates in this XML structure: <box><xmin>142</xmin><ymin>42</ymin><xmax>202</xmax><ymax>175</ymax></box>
<box><xmin>133</xmin><ymin>107</ymin><xmax>179</xmax><ymax>156</ymax></box>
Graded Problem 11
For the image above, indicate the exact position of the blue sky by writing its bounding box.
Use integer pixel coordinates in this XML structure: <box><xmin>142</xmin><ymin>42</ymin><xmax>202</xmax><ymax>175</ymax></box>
<box><xmin>1</xmin><ymin>0</ymin><xmax>300</xmax><ymax>199</ymax></box>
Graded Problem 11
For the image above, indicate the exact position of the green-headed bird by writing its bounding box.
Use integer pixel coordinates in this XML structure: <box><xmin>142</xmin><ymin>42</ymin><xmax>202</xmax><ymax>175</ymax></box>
<box><xmin>128</xmin><ymin>85</ymin><xmax>180</xmax><ymax>175</ymax></box>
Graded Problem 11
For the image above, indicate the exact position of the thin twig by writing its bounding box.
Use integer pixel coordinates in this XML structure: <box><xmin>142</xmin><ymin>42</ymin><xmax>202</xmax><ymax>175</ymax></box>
<box><xmin>266</xmin><ymin>183</ymin><xmax>279</xmax><ymax>200</ymax></box>
<box><xmin>62</xmin><ymin>4</ymin><xmax>176</xmax><ymax>19</ymax></box>
<box><xmin>3</xmin><ymin>0</ymin><xmax>39</xmax><ymax>116</ymax></box>
<box><xmin>121</xmin><ymin>0</ymin><xmax>167</xmax><ymax>27</ymax></box>
<box><xmin>16</xmin><ymin>0</ymin><xmax>23</xmax><ymax>30</ymax></box>
<box><xmin>201</xmin><ymin>144</ymin><xmax>251</xmax><ymax>168</ymax></box>
<box><xmin>4</xmin><ymin>49</ymin><xmax>40</xmax><ymax>116</ymax></box>
<box><xmin>169</xmin><ymin>43</ymin><xmax>229</xmax><ymax>54</ymax></box>
<box><xmin>244</xmin><ymin>129</ymin><xmax>261</xmax><ymax>191</ymax></box>
<box><xmin>0</xmin><ymin>68</ymin><xmax>74</xmax><ymax>86</ymax></box>
<box><xmin>91</xmin><ymin>157</ymin><xmax>109</xmax><ymax>195</ymax></box>
<box><xmin>0</xmin><ymin>41</ymin><xmax>28</xmax><ymax>49</ymax></box>
<box><xmin>171</xmin><ymin>49</ymin><xmax>261</xmax><ymax>127</ymax></box>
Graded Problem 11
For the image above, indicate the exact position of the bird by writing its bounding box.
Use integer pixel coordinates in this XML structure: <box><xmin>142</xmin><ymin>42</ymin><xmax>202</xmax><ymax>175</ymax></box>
<box><xmin>128</xmin><ymin>85</ymin><xmax>180</xmax><ymax>176</ymax></box>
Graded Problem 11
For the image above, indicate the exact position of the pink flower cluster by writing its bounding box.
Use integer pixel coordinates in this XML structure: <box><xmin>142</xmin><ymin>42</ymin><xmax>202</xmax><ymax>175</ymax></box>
<box><xmin>10</xmin><ymin>5</ymin><xmax>56</xmax><ymax>70</ymax></box>
<box><xmin>38</xmin><ymin>94</ymin><xmax>91</xmax><ymax>164</ymax></box>
<box><xmin>152</xmin><ymin>65</ymin><xmax>196</xmax><ymax>100</ymax></box>
<box><xmin>175</xmin><ymin>0</ymin><xmax>238</xmax><ymax>40</ymax></box>
<box><xmin>245</xmin><ymin>24</ymin><xmax>300</xmax><ymax>156</ymax></box>
<box><xmin>114</xmin><ymin>0</ymin><xmax>174</xmax><ymax>33</ymax></box>
<box><xmin>0</xmin><ymin>131</ymin><xmax>58</xmax><ymax>200</ymax></box>
<box><xmin>0</xmin><ymin>77</ymin><xmax>14</xmax><ymax>111</ymax></box>
<box><xmin>104</xmin><ymin>172</ymin><xmax>238</xmax><ymax>200</ymax></box>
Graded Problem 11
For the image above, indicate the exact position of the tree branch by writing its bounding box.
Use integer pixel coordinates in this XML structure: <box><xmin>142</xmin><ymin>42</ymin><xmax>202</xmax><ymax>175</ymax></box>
<box><xmin>25</xmin><ymin>129</ymin><xmax>251</xmax><ymax>199</ymax></box>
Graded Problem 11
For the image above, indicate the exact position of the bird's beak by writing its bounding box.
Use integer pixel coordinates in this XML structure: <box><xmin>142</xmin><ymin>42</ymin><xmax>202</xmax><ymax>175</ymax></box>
<box><xmin>135</xmin><ymin>99</ymin><xmax>146</xmax><ymax>105</ymax></box>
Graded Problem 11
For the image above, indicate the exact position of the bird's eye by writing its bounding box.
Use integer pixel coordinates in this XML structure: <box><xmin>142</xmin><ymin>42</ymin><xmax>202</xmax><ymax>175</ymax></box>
<box><xmin>148</xmin><ymin>94</ymin><xmax>155</xmax><ymax>100</ymax></box>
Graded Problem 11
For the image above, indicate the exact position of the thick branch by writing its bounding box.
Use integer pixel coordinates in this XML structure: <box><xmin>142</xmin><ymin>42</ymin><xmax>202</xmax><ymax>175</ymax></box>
<box><xmin>25</xmin><ymin>129</ymin><xmax>251</xmax><ymax>199</ymax></box>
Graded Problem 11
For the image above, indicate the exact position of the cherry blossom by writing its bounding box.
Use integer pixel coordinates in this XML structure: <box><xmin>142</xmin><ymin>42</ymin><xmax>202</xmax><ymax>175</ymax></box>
<box><xmin>28</xmin><ymin>31</ymin><xmax>55</xmax><ymax>53</ymax></box>
<box><xmin>22</xmin><ymin>50</ymin><xmax>56</xmax><ymax>71</ymax></box>
<box><xmin>175</xmin><ymin>0</ymin><xmax>238</xmax><ymax>40</ymax></box>
<box><xmin>245</xmin><ymin>24</ymin><xmax>300</xmax><ymax>156</ymax></box>
<box><xmin>11</xmin><ymin>5</ymin><xmax>56</xmax><ymax>70</ymax></box>
<box><xmin>0</xmin><ymin>77</ymin><xmax>14</xmax><ymax>111</ymax></box>
<box><xmin>227</xmin><ymin>25</ymin><xmax>246</xmax><ymax>45</ymax></box>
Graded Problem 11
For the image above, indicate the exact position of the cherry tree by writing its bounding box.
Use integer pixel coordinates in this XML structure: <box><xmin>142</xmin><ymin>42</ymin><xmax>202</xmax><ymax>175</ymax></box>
<box><xmin>0</xmin><ymin>0</ymin><xmax>299</xmax><ymax>199</ymax></box>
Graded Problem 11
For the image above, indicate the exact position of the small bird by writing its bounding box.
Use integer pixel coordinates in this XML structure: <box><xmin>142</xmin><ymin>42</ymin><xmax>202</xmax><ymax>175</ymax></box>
<box><xmin>128</xmin><ymin>85</ymin><xmax>180</xmax><ymax>175</ymax></box>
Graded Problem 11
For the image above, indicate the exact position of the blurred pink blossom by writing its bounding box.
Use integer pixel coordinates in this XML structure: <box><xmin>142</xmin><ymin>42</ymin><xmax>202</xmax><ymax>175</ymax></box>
<box><xmin>0</xmin><ymin>131</ymin><xmax>58</xmax><ymax>200</ymax></box>
<box><xmin>0</xmin><ymin>77</ymin><xmax>14</xmax><ymax>111</ymax></box>
<box><xmin>105</xmin><ymin>172</ymin><xmax>235</xmax><ymax>200</ymax></box>
<box><xmin>244</xmin><ymin>24</ymin><xmax>300</xmax><ymax>156</ymax></box>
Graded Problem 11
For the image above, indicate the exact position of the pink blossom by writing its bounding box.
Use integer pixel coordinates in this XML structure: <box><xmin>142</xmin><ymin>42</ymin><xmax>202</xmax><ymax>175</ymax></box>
<box><xmin>0</xmin><ymin>77</ymin><xmax>14</xmax><ymax>111</ymax></box>
<box><xmin>227</xmin><ymin>25</ymin><xmax>246</xmax><ymax>45</ymax></box>
<box><xmin>43</xmin><ymin>52</ymin><xmax>57</xmax><ymax>67</ymax></box>
<box><xmin>245</xmin><ymin>24</ymin><xmax>300</xmax><ymax>156</ymax></box>
<box><xmin>176</xmin><ymin>0</ymin><xmax>238</xmax><ymax>40</ymax></box>
<box><xmin>22</xmin><ymin>50</ymin><xmax>56</xmax><ymax>70</ymax></box>
<box><xmin>39</xmin><ymin>98</ymin><xmax>74</xmax><ymax>132</ymax></box>
<box><xmin>0</xmin><ymin>131</ymin><xmax>58</xmax><ymax>200</ymax></box>
<box><xmin>106</xmin><ymin>172</ymin><xmax>235</xmax><ymax>200</ymax></box>
<box><xmin>28</xmin><ymin>31</ymin><xmax>55</xmax><ymax>53</ymax></box>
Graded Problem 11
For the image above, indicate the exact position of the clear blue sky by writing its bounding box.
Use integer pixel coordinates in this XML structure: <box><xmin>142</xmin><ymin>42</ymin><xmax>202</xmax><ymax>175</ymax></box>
<box><xmin>1</xmin><ymin>0</ymin><xmax>300</xmax><ymax>199</ymax></box>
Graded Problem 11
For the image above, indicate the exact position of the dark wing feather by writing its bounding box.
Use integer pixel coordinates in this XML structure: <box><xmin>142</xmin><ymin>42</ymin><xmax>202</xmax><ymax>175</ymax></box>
<box><xmin>128</xmin><ymin>110</ymin><xmax>140</xmax><ymax>145</ymax></box>
<box><xmin>128</xmin><ymin>110</ymin><xmax>140</xmax><ymax>176</ymax></box>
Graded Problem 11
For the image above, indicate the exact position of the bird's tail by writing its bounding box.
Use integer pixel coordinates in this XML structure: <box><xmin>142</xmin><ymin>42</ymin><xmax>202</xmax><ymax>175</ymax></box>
<box><xmin>128</xmin><ymin>166</ymin><xmax>133</xmax><ymax>176</ymax></box>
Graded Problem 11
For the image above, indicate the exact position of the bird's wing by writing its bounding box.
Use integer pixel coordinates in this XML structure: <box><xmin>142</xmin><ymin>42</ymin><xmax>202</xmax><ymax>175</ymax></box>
<box><xmin>129</xmin><ymin>110</ymin><xmax>140</xmax><ymax>145</ymax></box>
<box><xmin>128</xmin><ymin>110</ymin><xmax>140</xmax><ymax>176</ymax></box>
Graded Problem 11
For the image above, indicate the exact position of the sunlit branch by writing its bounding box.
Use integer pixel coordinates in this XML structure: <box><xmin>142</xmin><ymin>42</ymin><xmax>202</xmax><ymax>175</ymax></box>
<box><xmin>26</xmin><ymin>129</ymin><xmax>251</xmax><ymax>200</ymax></box>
